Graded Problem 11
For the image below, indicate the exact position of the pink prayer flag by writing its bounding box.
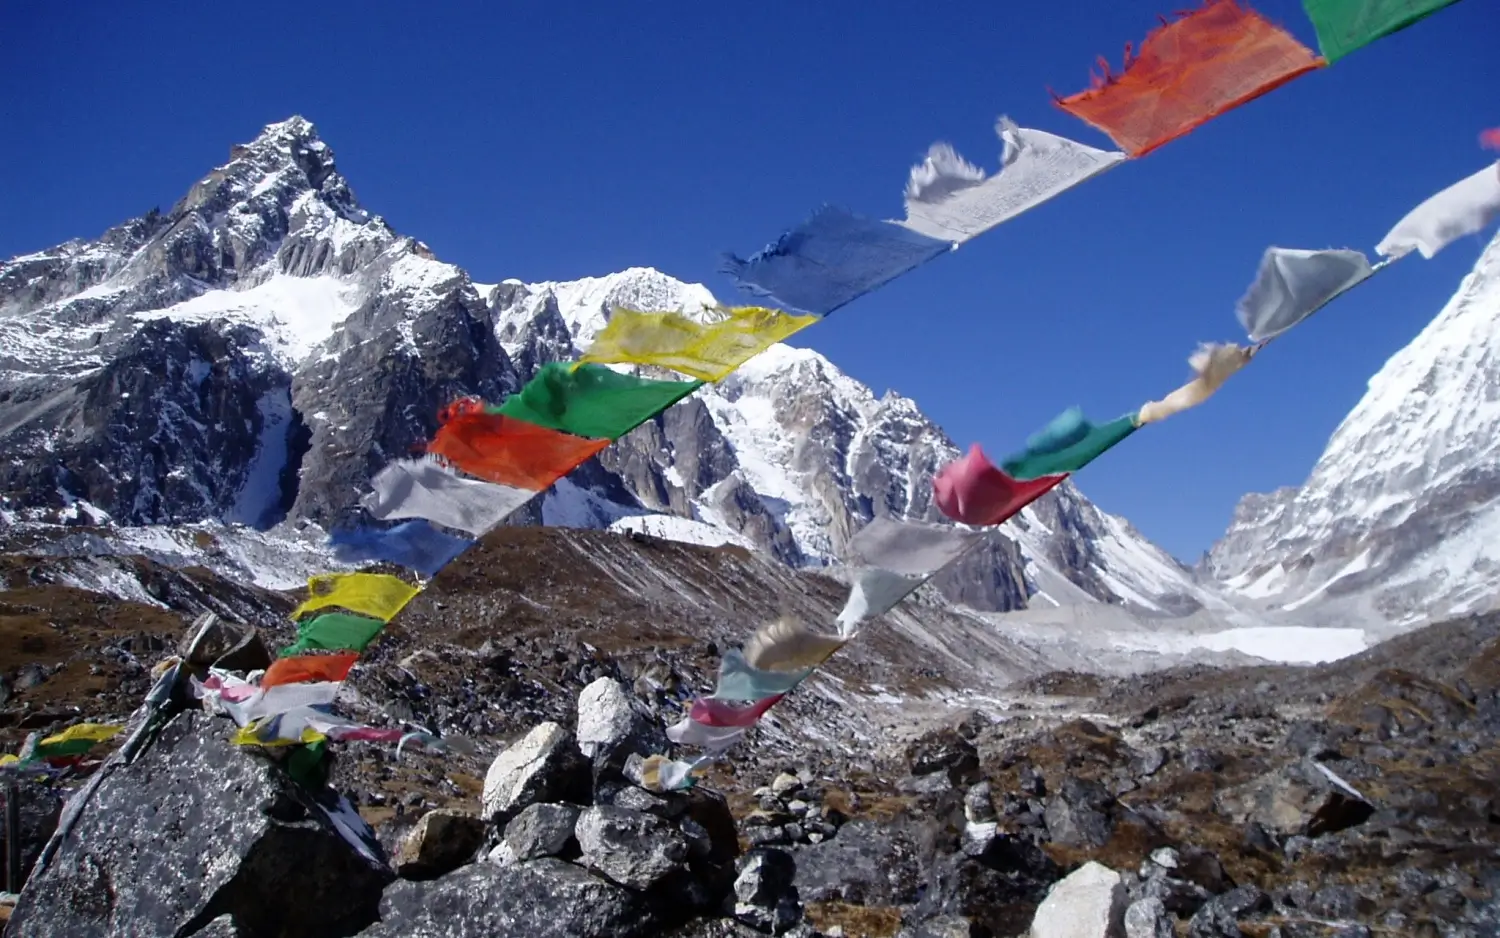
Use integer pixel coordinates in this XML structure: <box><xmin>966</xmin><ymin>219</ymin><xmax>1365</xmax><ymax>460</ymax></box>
<box><xmin>689</xmin><ymin>694</ymin><xmax>785</xmax><ymax>728</ymax></box>
<box><xmin>1483</xmin><ymin>128</ymin><xmax>1500</xmax><ymax>152</ymax></box>
<box><xmin>934</xmin><ymin>444</ymin><xmax>1066</xmax><ymax>526</ymax></box>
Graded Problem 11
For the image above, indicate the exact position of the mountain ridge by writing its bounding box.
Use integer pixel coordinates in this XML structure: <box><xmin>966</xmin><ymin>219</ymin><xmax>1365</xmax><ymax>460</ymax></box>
<box><xmin>0</xmin><ymin>114</ymin><xmax>1212</xmax><ymax>621</ymax></box>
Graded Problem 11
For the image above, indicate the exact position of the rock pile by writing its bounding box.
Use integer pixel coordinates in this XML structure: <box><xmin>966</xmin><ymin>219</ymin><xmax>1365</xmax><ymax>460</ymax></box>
<box><xmin>740</xmin><ymin>769</ymin><xmax>847</xmax><ymax>848</ymax></box>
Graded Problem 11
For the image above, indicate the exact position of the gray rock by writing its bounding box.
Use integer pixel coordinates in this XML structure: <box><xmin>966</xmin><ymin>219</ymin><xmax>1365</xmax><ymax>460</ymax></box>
<box><xmin>963</xmin><ymin>781</ymin><xmax>997</xmax><ymax>824</ymax></box>
<box><xmin>575</xmin><ymin>805</ymin><xmax>689</xmax><ymax>890</ymax></box>
<box><xmin>790</xmin><ymin>820</ymin><xmax>921</xmax><ymax>906</ymax></box>
<box><xmin>576</xmin><ymin>677</ymin><xmax>665</xmax><ymax>769</ymax></box>
<box><xmin>499</xmin><ymin>803</ymin><xmax>581</xmax><ymax>864</ymax></box>
<box><xmin>362</xmin><ymin>857</ymin><xmax>645</xmax><ymax>938</ymax></box>
<box><xmin>394</xmin><ymin>809</ymin><xmax>486</xmax><ymax>880</ymax></box>
<box><xmin>606</xmin><ymin>783</ymin><xmax>685</xmax><ymax>818</ymax></box>
<box><xmin>1134</xmin><ymin>747</ymin><xmax>1167</xmax><ymax>777</ymax></box>
<box><xmin>1030</xmin><ymin>860</ymin><xmax>1126</xmax><ymax>938</ymax></box>
<box><xmin>729</xmin><ymin>848</ymin><xmax>803</xmax><ymax>935</ymax></box>
<box><xmin>1124</xmin><ymin>898</ymin><xmax>1173</xmax><ymax>938</ymax></box>
<box><xmin>1188</xmin><ymin>886</ymin><xmax>1269</xmax><ymax>938</ymax></box>
<box><xmin>1139</xmin><ymin>871</ymin><xmax>1211</xmax><ymax>917</ymax></box>
<box><xmin>481</xmin><ymin>722</ymin><xmax>590</xmax><ymax>824</ymax></box>
<box><xmin>769</xmin><ymin>773</ymin><xmax>803</xmax><ymax>796</ymax></box>
<box><xmin>904</xmin><ymin>728</ymin><xmax>980</xmax><ymax>786</ymax></box>
<box><xmin>193</xmin><ymin>915</ymin><xmax>243</xmax><ymax>938</ymax></box>
<box><xmin>1044</xmin><ymin>777</ymin><xmax>1114</xmax><ymax>847</ymax></box>
<box><xmin>0</xmin><ymin>778</ymin><xmax>62</xmax><ymax>891</ymax></box>
<box><xmin>6</xmin><ymin>711</ymin><xmax>391</xmax><ymax>938</ymax></box>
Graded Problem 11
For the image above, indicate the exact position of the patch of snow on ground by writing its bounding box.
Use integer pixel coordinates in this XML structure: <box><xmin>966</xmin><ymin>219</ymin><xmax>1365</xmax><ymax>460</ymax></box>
<box><xmin>142</xmin><ymin>275</ymin><xmax>359</xmax><ymax>365</ymax></box>
<box><xmin>1111</xmin><ymin>625</ymin><xmax>1368</xmax><ymax>664</ymax></box>
<box><xmin>226</xmin><ymin>387</ymin><xmax>293</xmax><ymax>528</ymax></box>
<box><xmin>1281</xmin><ymin>550</ymin><xmax>1373</xmax><ymax>612</ymax></box>
<box><xmin>607</xmin><ymin>514</ymin><xmax>756</xmax><ymax>550</ymax></box>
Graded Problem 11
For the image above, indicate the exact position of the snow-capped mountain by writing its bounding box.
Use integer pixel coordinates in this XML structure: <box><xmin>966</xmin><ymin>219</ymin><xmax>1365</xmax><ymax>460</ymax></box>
<box><xmin>1206</xmin><ymin>228</ymin><xmax>1500</xmax><ymax>631</ymax></box>
<box><xmin>0</xmin><ymin>115</ymin><xmax>1207</xmax><ymax>616</ymax></box>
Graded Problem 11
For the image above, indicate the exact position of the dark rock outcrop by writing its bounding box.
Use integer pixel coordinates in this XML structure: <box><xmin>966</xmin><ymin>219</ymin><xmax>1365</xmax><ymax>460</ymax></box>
<box><xmin>6</xmin><ymin>711</ymin><xmax>392</xmax><ymax>938</ymax></box>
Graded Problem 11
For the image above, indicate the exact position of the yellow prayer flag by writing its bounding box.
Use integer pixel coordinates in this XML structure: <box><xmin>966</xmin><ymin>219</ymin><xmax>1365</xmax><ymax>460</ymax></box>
<box><xmin>580</xmin><ymin>305</ymin><xmax>818</xmax><ymax>383</ymax></box>
<box><xmin>231</xmin><ymin>722</ymin><xmax>327</xmax><ymax>748</ymax></box>
<box><xmin>290</xmin><ymin>572</ymin><xmax>419</xmax><ymax>623</ymax></box>
<box><xmin>0</xmin><ymin>754</ymin><xmax>19</xmax><ymax>766</ymax></box>
<box><xmin>39</xmin><ymin>723</ymin><xmax>123</xmax><ymax>748</ymax></box>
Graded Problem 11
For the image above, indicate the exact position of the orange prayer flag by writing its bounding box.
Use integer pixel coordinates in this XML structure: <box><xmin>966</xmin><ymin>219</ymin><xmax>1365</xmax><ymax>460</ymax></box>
<box><xmin>1054</xmin><ymin>0</ymin><xmax>1324</xmax><ymax>157</ymax></box>
<box><xmin>261</xmin><ymin>652</ymin><xmax>360</xmax><ymax>688</ymax></box>
<box><xmin>426</xmin><ymin>398</ymin><xmax>609</xmax><ymax>491</ymax></box>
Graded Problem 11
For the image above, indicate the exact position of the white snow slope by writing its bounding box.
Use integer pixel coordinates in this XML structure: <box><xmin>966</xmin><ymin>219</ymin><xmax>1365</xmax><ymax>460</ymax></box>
<box><xmin>1208</xmin><ymin>228</ymin><xmax>1500</xmax><ymax>631</ymax></box>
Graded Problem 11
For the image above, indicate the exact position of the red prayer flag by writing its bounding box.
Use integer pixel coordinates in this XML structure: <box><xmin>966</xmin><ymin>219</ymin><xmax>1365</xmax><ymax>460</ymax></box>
<box><xmin>1482</xmin><ymin>128</ymin><xmax>1500</xmax><ymax>152</ymax></box>
<box><xmin>1054</xmin><ymin>0</ymin><xmax>1324</xmax><ymax>157</ymax></box>
<box><xmin>427</xmin><ymin>397</ymin><xmax>610</xmax><ymax>491</ymax></box>
<box><xmin>261</xmin><ymin>652</ymin><xmax>360</xmax><ymax>688</ymax></box>
<box><xmin>934</xmin><ymin>444</ymin><xmax>1066</xmax><ymax>527</ymax></box>
<box><xmin>689</xmin><ymin>694</ymin><xmax>785</xmax><ymax>728</ymax></box>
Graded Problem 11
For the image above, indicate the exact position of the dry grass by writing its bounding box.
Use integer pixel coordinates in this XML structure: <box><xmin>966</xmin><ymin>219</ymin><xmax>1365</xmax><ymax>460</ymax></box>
<box><xmin>805</xmin><ymin>902</ymin><xmax>903</xmax><ymax>938</ymax></box>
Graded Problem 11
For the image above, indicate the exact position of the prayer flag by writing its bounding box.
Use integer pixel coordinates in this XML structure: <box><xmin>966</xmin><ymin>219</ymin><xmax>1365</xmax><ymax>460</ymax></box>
<box><xmin>901</xmin><ymin>118</ymin><xmax>1126</xmax><ymax>243</ymax></box>
<box><xmin>280</xmin><ymin>612</ymin><xmax>388</xmax><ymax>657</ymax></box>
<box><xmin>329</xmin><ymin>520</ymin><xmax>475</xmax><ymax>577</ymax></box>
<box><xmin>844</xmin><ymin>516</ymin><xmax>983</xmax><ymax>578</ymax></box>
<box><xmin>1139</xmin><ymin>343</ymin><xmax>1255</xmax><ymax>424</ymax></box>
<box><xmin>934</xmin><ymin>444</ymin><xmax>1066</xmax><ymax>526</ymax></box>
<box><xmin>429</xmin><ymin>398</ymin><xmax>611</xmax><ymax>489</ymax></box>
<box><xmin>261</xmin><ymin>653</ymin><xmax>360</xmax><ymax>689</ymax></box>
<box><xmin>36</xmin><ymin>723</ymin><xmax>122</xmax><ymax>758</ymax></box>
<box><xmin>665</xmin><ymin>717</ymin><xmax>748</xmax><ymax>753</ymax></box>
<box><xmin>689</xmin><ymin>694</ymin><xmax>785</xmax><ymax>728</ymax></box>
<box><xmin>1055</xmin><ymin>0</ymin><xmax>1324</xmax><ymax>157</ymax></box>
<box><xmin>740</xmin><ymin>617</ymin><xmax>845</xmax><ymax>672</ymax></box>
<box><xmin>712</xmin><ymin>649</ymin><xmax>813</xmax><ymax>702</ymax></box>
<box><xmin>1377</xmin><ymin>162</ymin><xmax>1500</xmax><ymax>260</ymax></box>
<box><xmin>290</xmin><ymin>572</ymin><xmax>419</xmax><ymax>623</ymax></box>
<box><xmin>835</xmin><ymin>567</ymin><xmax>928</xmax><ymax>635</ymax></box>
<box><xmin>363</xmin><ymin>458</ymin><xmax>538</xmax><ymax>536</ymax></box>
<box><xmin>722</xmin><ymin>205</ymin><xmax>953</xmax><ymax>316</ymax></box>
<box><xmin>1002</xmin><ymin>408</ymin><xmax>1139</xmax><ymax>480</ymax></box>
<box><xmin>1301</xmin><ymin>0</ymin><xmax>1463</xmax><ymax>63</ymax></box>
<box><xmin>1236</xmin><ymin>247</ymin><xmax>1377</xmax><ymax>341</ymax></box>
<box><xmin>581</xmin><ymin>305</ymin><xmax>818</xmax><ymax>382</ymax></box>
<box><xmin>496</xmin><ymin>362</ymin><xmax>704</xmax><ymax>441</ymax></box>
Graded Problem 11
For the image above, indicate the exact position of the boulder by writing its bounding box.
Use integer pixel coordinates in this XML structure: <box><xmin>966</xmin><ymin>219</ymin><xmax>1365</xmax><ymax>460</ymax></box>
<box><xmin>6</xmin><ymin>711</ymin><xmax>392</xmax><ymax>938</ymax></box>
<box><xmin>1029</xmin><ymin>861</ymin><xmax>1126</xmax><ymax>938</ymax></box>
<box><xmin>963</xmin><ymin>782</ymin><xmax>996</xmax><ymax>824</ymax></box>
<box><xmin>790</xmin><ymin>820</ymin><xmax>922</xmax><ymax>906</ymax></box>
<box><xmin>904</xmin><ymin>728</ymin><xmax>980</xmax><ymax>786</ymax></box>
<box><xmin>1044</xmin><ymin>777</ymin><xmax>1115</xmax><ymax>848</ymax></box>
<box><xmin>481</xmin><ymin>722</ymin><xmax>590</xmax><ymax>824</ymax></box>
<box><xmin>394</xmin><ymin>809</ymin><xmax>486</xmax><ymax>880</ymax></box>
<box><xmin>1217</xmin><ymin>760</ymin><xmax>1373</xmax><ymax>841</ymax></box>
<box><xmin>1124</xmin><ymin>898</ymin><xmax>1173</xmax><ymax>938</ymax></box>
<box><xmin>361</xmin><ymin>857</ymin><xmax>645</xmax><ymax>938</ymax></box>
<box><xmin>575</xmin><ymin>805</ymin><xmax>689</xmax><ymax>890</ymax></box>
<box><xmin>727</xmin><ymin>848</ymin><xmax>803</xmax><ymax>935</ymax></box>
<box><xmin>0</xmin><ymin>778</ymin><xmax>63</xmax><ymax>890</ymax></box>
<box><xmin>576</xmin><ymin>677</ymin><xmax>665</xmax><ymax>773</ymax></box>
<box><xmin>498</xmin><ymin>803</ymin><xmax>581</xmax><ymax>864</ymax></box>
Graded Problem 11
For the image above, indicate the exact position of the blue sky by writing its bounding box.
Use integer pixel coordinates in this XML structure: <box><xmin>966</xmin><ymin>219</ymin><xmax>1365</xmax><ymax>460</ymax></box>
<box><xmin>3</xmin><ymin>0</ymin><xmax>1496</xmax><ymax>562</ymax></box>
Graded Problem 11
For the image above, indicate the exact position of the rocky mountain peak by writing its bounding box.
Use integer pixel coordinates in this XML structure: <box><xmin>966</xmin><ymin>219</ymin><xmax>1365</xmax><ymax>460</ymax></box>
<box><xmin>1207</xmin><ymin>229</ymin><xmax>1500</xmax><ymax>629</ymax></box>
<box><xmin>0</xmin><ymin>115</ymin><xmax>1214</xmax><ymax>618</ymax></box>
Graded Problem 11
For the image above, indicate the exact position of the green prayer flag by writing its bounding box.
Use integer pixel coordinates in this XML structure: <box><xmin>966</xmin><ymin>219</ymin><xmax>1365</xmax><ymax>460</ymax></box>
<box><xmin>1002</xmin><ymin>409</ymin><xmax>1139</xmax><ymax>480</ymax></box>
<box><xmin>1300</xmin><ymin>0</ymin><xmax>1462</xmax><ymax>63</ymax></box>
<box><xmin>496</xmin><ymin>362</ymin><xmax>704</xmax><ymax>441</ymax></box>
<box><xmin>280</xmin><ymin>612</ymin><xmax>386</xmax><ymax>657</ymax></box>
<box><xmin>286</xmin><ymin>739</ymin><xmax>329</xmax><ymax>788</ymax></box>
